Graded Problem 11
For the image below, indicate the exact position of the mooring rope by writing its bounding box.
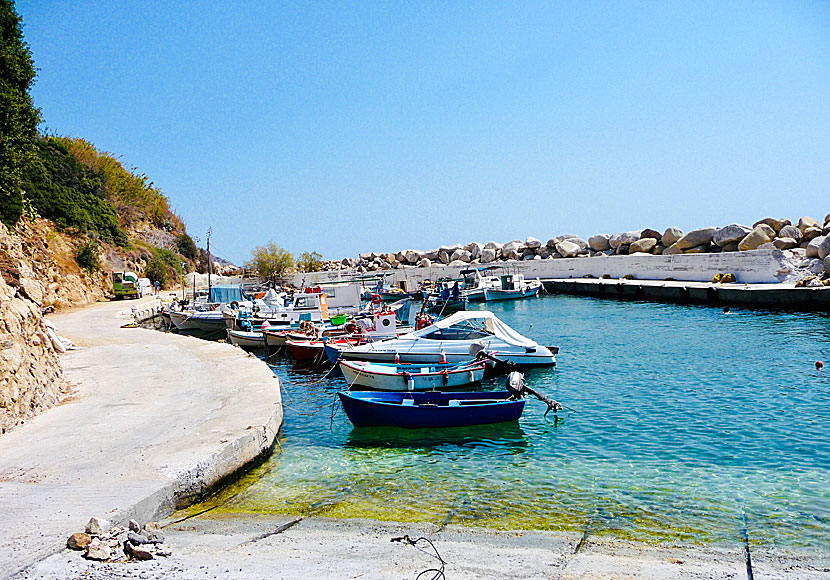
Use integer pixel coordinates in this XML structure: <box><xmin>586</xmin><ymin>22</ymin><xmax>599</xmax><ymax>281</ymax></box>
<box><xmin>391</xmin><ymin>535</ymin><xmax>446</xmax><ymax>580</ymax></box>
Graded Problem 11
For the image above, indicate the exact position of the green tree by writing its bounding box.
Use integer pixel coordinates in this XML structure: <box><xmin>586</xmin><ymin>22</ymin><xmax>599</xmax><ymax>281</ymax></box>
<box><xmin>297</xmin><ymin>251</ymin><xmax>324</xmax><ymax>273</ymax></box>
<box><xmin>144</xmin><ymin>247</ymin><xmax>182</xmax><ymax>288</ymax></box>
<box><xmin>0</xmin><ymin>1</ymin><xmax>40</xmax><ymax>227</ymax></box>
<box><xmin>245</xmin><ymin>241</ymin><xmax>294</xmax><ymax>285</ymax></box>
<box><xmin>175</xmin><ymin>233</ymin><xmax>198</xmax><ymax>260</ymax></box>
<box><xmin>74</xmin><ymin>239</ymin><xmax>100</xmax><ymax>272</ymax></box>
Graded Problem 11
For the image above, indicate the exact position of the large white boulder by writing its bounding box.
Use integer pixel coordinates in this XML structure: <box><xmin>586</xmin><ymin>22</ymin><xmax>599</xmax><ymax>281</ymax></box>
<box><xmin>798</xmin><ymin>216</ymin><xmax>821</xmax><ymax>232</ymax></box>
<box><xmin>630</xmin><ymin>238</ymin><xmax>658</xmax><ymax>254</ymax></box>
<box><xmin>713</xmin><ymin>224</ymin><xmax>751</xmax><ymax>247</ymax></box>
<box><xmin>555</xmin><ymin>240</ymin><xmax>582</xmax><ymax>258</ymax></box>
<box><xmin>404</xmin><ymin>250</ymin><xmax>423</xmax><ymax>264</ymax></box>
<box><xmin>738</xmin><ymin>224</ymin><xmax>776</xmax><ymax>251</ymax></box>
<box><xmin>464</xmin><ymin>242</ymin><xmax>483</xmax><ymax>259</ymax></box>
<box><xmin>819</xmin><ymin>236</ymin><xmax>830</xmax><ymax>260</ymax></box>
<box><xmin>753</xmin><ymin>217</ymin><xmax>790</xmax><ymax>233</ymax></box>
<box><xmin>661</xmin><ymin>227</ymin><xmax>683</xmax><ymax>247</ymax></box>
<box><xmin>588</xmin><ymin>234</ymin><xmax>611</xmax><ymax>251</ymax></box>
<box><xmin>676</xmin><ymin>227</ymin><xmax>716</xmax><ymax>250</ymax></box>
<box><xmin>502</xmin><ymin>241</ymin><xmax>521</xmax><ymax>260</ymax></box>
<box><xmin>480</xmin><ymin>248</ymin><xmax>496</xmax><ymax>263</ymax></box>
<box><xmin>524</xmin><ymin>236</ymin><xmax>542</xmax><ymax>249</ymax></box>
<box><xmin>450</xmin><ymin>249</ymin><xmax>472</xmax><ymax>263</ymax></box>
<box><xmin>609</xmin><ymin>230</ymin><xmax>641</xmax><ymax>249</ymax></box>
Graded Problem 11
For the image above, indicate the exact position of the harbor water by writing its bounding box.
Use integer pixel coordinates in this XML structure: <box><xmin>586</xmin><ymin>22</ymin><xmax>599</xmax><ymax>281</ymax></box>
<box><xmin>197</xmin><ymin>296</ymin><xmax>830</xmax><ymax>552</ymax></box>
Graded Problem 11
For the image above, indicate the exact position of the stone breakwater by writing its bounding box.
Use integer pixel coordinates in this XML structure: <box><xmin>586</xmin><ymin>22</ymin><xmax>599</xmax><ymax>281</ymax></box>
<box><xmin>311</xmin><ymin>213</ymin><xmax>830</xmax><ymax>277</ymax></box>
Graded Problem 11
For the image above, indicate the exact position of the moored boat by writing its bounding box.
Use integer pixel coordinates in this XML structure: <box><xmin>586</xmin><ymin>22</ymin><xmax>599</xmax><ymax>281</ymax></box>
<box><xmin>483</xmin><ymin>274</ymin><xmax>542</xmax><ymax>302</ymax></box>
<box><xmin>227</xmin><ymin>328</ymin><xmax>266</xmax><ymax>348</ymax></box>
<box><xmin>339</xmin><ymin>310</ymin><xmax>557</xmax><ymax>367</ymax></box>
<box><xmin>338</xmin><ymin>391</ymin><xmax>525</xmax><ymax>428</ymax></box>
<box><xmin>338</xmin><ymin>359</ymin><xmax>487</xmax><ymax>391</ymax></box>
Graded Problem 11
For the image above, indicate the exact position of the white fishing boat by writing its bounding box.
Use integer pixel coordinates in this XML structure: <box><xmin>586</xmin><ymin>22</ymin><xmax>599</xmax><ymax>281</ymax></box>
<box><xmin>483</xmin><ymin>274</ymin><xmax>542</xmax><ymax>302</ymax></box>
<box><xmin>227</xmin><ymin>328</ymin><xmax>266</xmax><ymax>348</ymax></box>
<box><xmin>458</xmin><ymin>268</ymin><xmax>501</xmax><ymax>302</ymax></box>
<box><xmin>339</xmin><ymin>359</ymin><xmax>487</xmax><ymax>391</ymax></box>
<box><xmin>338</xmin><ymin>311</ymin><xmax>557</xmax><ymax>366</ymax></box>
<box><xmin>170</xmin><ymin>308</ymin><xmax>227</xmax><ymax>332</ymax></box>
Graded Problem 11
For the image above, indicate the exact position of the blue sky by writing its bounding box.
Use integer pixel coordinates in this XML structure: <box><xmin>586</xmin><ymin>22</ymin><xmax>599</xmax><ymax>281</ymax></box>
<box><xmin>18</xmin><ymin>1</ymin><xmax>830</xmax><ymax>264</ymax></box>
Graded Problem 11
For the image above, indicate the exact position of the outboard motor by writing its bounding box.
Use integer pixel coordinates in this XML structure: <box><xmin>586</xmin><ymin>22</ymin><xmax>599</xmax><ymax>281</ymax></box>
<box><xmin>506</xmin><ymin>371</ymin><xmax>525</xmax><ymax>399</ymax></box>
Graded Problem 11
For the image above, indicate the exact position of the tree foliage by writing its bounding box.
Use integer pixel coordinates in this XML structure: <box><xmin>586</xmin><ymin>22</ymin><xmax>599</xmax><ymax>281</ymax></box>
<box><xmin>22</xmin><ymin>138</ymin><xmax>127</xmax><ymax>245</ymax></box>
<box><xmin>74</xmin><ymin>239</ymin><xmax>101</xmax><ymax>272</ymax></box>
<box><xmin>245</xmin><ymin>242</ymin><xmax>294</xmax><ymax>284</ymax></box>
<box><xmin>297</xmin><ymin>251</ymin><xmax>324</xmax><ymax>273</ymax></box>
<box><xmin>145</xmin><ymin>247</ymin><xmax>182</xmax><ymax>288</ymax></box>
<box><xmin>0</xmin><ymin>0</ymin><xmax>40</xmax><ymax>228</ymax></box>
<box><xmin>54</xmin><ymin>137</ymin><xmax>184</xmax><ymax>232</ymax></box>
<box><xmin>175</xmin><ymin>233</ymin><xmax>198</xmax><ymax>260</ymax></box>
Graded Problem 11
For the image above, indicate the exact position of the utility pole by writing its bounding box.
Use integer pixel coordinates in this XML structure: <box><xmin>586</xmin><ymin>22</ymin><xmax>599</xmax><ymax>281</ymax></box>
<box><xmin>206</xmin><ymin>227</ymin><xmax>213</xmax><ymax>302</ymax></box>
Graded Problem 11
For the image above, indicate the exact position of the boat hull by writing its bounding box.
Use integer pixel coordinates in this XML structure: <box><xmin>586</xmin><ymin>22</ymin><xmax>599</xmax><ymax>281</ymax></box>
<box><xmin>339</xmin><ymin>346</ymin><xmax>554</xmax><ymax>367</ymax></box>
<box><xmin>338</xmin><ymin>391</ymin><xmax>525</xmax><ymax>428</ymax></box>
<box><xmin>170</xmin><ymin>310</ymin><xmax>227</xmax><ymax>332</ymax></box>
<box><xmin>227</xmin><ymin>329</ymin><xmax>265</xmax><ymax>348</ymax></box>
<box><xmin>483</xmin><ymin>285</ymin><xmax>541</xmax><ymax>302</ymax></box>
<box><xmin>339</xmin><ymin>360</ymin><xmax>486</xmax><ymax>391</ymax></box>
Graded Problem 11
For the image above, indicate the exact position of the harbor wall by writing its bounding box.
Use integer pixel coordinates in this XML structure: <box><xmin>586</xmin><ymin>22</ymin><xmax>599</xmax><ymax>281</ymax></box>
<box><xmin>292</xmin><ymin>249</ymin><xmax>791</xmax><ymax>286</ymax></box>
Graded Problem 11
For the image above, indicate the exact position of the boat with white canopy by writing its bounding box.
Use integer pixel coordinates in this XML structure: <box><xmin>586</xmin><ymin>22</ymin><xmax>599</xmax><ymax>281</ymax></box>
<box><xmin>337</xmin><ymin>311</ymin><xmax>556</xmax><ymax>366</ymax></box>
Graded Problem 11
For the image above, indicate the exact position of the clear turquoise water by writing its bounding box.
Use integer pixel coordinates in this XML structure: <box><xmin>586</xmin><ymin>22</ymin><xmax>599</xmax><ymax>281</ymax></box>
<box><xmin>204</xmin><ymin>296</ymin><xmax>830</xmax><ymax>551</ymax></box>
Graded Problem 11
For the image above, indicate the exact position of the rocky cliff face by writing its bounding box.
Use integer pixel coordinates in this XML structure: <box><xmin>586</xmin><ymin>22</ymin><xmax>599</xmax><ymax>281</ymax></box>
<box><xmin>0</xmin><ymin>221</ymin><xmax>71</xmax><ymax>434</ymax></box>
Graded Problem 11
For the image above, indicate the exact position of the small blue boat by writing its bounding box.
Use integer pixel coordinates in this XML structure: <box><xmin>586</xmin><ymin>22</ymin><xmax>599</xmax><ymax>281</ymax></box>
<box><xmin>338</xmin><ymin>391</ymin><xmax>525</xmax><ymax>428</ymax></box>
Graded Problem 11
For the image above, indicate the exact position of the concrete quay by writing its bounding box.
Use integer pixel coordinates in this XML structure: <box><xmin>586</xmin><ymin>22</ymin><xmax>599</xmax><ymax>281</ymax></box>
<box><xmin>16</xmin><ymin>513</ymin><xmax>830</xmax><ymax>580</ymax></box>
<box><xmin>0</xmin><ymin>296</ymin><xmax>282</xmax><ymax>579</ymax></box>
<box><xmin>543</xmin><ymin>278</ymin><xmax>830</xmax><ymax>309</ymax></box>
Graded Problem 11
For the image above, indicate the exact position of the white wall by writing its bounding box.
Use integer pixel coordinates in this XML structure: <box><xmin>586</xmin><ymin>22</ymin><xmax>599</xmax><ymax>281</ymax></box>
<box><xmin>292</xmin><ymin>249</ymin><xmax>790</xmax><ymax>286</ymax></box>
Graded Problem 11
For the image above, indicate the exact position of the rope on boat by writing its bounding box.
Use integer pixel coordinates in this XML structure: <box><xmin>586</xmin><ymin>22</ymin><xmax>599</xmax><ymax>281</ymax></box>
<box><xmin>391</xmin><ymin>535</ymin><xmax>446</xmax><ymax>580</ymax></box>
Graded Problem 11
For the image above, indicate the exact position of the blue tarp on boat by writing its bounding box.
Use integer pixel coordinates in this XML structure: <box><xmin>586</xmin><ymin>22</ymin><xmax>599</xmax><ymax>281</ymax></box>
<box><xmin>209</xmin><ymin>285</ymin><xmax>247</xmax><ymax>304</ymax></box>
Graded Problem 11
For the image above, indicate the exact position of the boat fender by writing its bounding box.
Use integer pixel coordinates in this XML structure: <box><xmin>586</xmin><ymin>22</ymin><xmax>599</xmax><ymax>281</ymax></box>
<box><xmin>371</xmin><ymin>293</ymin><xmax>383</xmax><ymax>305</ymax></box>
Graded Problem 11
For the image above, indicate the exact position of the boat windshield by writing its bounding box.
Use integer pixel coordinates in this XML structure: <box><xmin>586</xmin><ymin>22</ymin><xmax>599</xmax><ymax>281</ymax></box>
<box><xmin>421</xmin><ymin>319</ymin><xmax>493</xmax><ymax>341</ymax></box>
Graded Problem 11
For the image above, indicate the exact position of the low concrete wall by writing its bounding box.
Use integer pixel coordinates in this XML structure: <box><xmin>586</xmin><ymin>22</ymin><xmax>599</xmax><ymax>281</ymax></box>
<box><xmin>294</xmin><ymin>249</ymin><xmax>790</xmax><ymax>286</ymax></box>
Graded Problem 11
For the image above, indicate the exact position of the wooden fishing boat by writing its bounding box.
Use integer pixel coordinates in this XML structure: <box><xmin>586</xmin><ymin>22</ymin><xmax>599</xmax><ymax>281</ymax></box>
<box><xmin>338</xmin><ymin>391</ymin><xmax>525</xmax><ymax>428</ymax></box>
<box><xmin>226</xmin><ymin>328</ymin><xmax>266</xmax><ymax>348</ymax></box>
<box><xmin>483</xmin><ymin>274</ymin><xmax>542</xmax><ymax>302</ymax></box>
<box><xmin>338</xmin><ymin>359</ymin><xmax>487</xmax><ymax>391</ymax></box>
<box><xmin>286</xmin><ymin>336</ymin><xmax>366</xmax><ymax>362</ymax></box>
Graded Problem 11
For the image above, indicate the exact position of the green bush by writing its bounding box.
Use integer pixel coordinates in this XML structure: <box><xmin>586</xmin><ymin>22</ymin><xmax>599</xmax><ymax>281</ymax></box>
<box><xmin>175</xmin><ymin>233</ymin><xmax>198</xmax><ymax>260</ymax></box>
<box><xmin>144</xmin><ymin>247</ymin><xmax>182</xmax><ymax>288</ymax></box>
<box><xmin>22</xmin><ymin>138</ymin><xmax>127</xmax><ymax>245</ymax></box>
<box><xmin>74</xmin><ymin>240</ymin><xmax>100</xmax><ymax>272</ymax></box>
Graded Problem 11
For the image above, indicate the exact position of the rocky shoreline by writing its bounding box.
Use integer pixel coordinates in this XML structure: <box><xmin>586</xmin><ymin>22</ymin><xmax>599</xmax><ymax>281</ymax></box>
<box><xmin>313</xmin><ymin>214</ymin><xmax>830</xmax><ymax>278</ymax></box>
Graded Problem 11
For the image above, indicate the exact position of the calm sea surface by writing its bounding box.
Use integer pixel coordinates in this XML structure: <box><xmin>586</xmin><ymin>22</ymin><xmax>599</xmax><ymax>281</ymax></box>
<box><xmin>198</xmin><ymin>296</ymin><xmax>830</xmax><ymax>551</ymax></box>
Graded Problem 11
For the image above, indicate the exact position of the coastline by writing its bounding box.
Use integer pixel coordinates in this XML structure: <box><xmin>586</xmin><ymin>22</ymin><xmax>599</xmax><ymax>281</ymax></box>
<box><xmin>3</xmin><ymin>293</ymin><xmax>828</xmax><ymax>578</ymax></box>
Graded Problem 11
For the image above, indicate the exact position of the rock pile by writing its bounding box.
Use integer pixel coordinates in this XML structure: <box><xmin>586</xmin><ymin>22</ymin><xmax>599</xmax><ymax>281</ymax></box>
<box><xmin>67</xmin><ymin>517</ymin><xmax>171</xmax><ymax>562</ymax></box>
<box><xmin>347</xmin><ymin>214</ymin><xmax>830</xmax><ymax>274</ymax></box>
